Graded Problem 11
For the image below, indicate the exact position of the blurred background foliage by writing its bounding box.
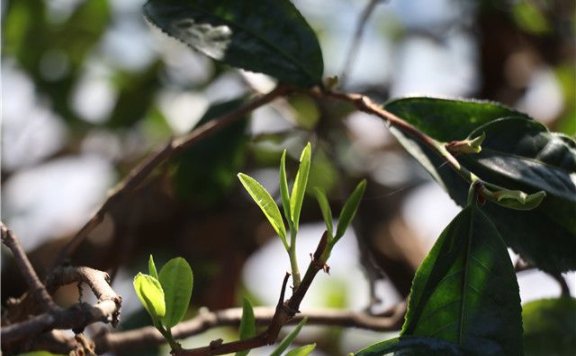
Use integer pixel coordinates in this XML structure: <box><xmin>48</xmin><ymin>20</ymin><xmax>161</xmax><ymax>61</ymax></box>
<box><xmin>2</xmin><ymin>0</ymin><xmax>574</xmax><ymax>354</ymax></box>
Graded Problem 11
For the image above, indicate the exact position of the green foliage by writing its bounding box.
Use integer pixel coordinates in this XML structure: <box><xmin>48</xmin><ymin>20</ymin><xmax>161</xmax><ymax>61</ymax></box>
<box><xmin>522</xmin><ymin>298</ymin><xmax>576</xmax><ymax>355</ymax></box>
<box><xmin>270</xmin><ymin>318</ymin><xmax>308</xmax><ymax>356</ymax></box>
<box><xmin>175</xmin><ymin>98</ymin><xmax>249</xmax><ymax>205</ymax></box>
<box><xmin>133</xmin><ymin>273</ymin><xmax>166</xmax><ymax>323</ymax></box>
<box><xmin>333</xmin><ymin>180</ymin><xmax>366</xmax><ymax>243</ymax></box>
<box><xmin>313</xmin><ymin>188</ymin><xmax>333</xmax><ymax>238</ymax></box>
<box><xmin>289</xmin><ymin>143</ymin><xmax>312</xmax><ymax>231</ymax></box>
<box><xmin>285</xmin><ymin>343</ymin><xmax>316</xmax><ymax>356</ymax></box>
<box><xmin>134</xmin><ymin>256</ymin><xmax>194</xmax><ymax>349</ymax></box>
<box><xmin>236</xmin><ymin>298</ymin><xmax>257</xmax><ymax>356</ymax></box>
<box><xmin>238</xmin><ymin>172</ymin><xmax>288</xmax><ymax>247</ymax></box>
<box><xmin>356</xmin><ymin>335</ymin><xmax>464</xmax><ymax>355</ymax></box>
<box><xmin>385</xmin><ymin>97</ymin><xmax>576</xmax><ymax>273</ymax></box>
<box><xmin>158</xmin><ymin>257</ymin><xmax>194</xmax><ymax>328</ymax></box>
<box><xmin>143</xmin><ymin>0</ymin><xmax>323</xmax><ymax>87</ymax></box>
<box><xmin>358</xmin><ymin>204</ymin><xmax>523</xmax><ymax>355</ymax></box>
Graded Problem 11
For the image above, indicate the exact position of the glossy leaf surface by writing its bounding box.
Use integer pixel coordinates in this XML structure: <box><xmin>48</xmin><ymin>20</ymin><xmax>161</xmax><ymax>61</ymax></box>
<box><xmin>401</xmin><ymin>205</ymin><xmax>523</xmax><ymax>355</ymax></box>
<box><xmin>148</xmin><ymin>254</ymin><xmax>159</xmax><ymax>280</ymax></box>
<box><xmin>238</xmin><ymin>173</ymin><xmax>287</xmax><ymax>244</ymax></box>
<box><xmin>159</xmin><ymin>257</ymin><xmax>194</xmax><ymax>328</ymax></box>
<box><xmin>385</xmin><ymin>98</ymin><xmax>576</xmax><ymax>272</ymax></box>
<box><xmin>280</xmin><ymin>150</ymin><xmax>292</xmax><ymax>227</ymax></box>
<box><xmin>143</xmin><ymin>0</ymin><xmax>323</xmax><ymax>87</ymax></box>
<box><xmin>285</xmin><ymin>343</ymin><xmax>316</xmax><ymax>356</ymax></box>
<box><xmin>313</xmin><ymin>188</ymin><xmax>333</xmax><ymax>238</ymax></box>
<box><xmin>334</xmin><ymin>180</ymin><xmax>366</xmax><ymax>242</ymax></box>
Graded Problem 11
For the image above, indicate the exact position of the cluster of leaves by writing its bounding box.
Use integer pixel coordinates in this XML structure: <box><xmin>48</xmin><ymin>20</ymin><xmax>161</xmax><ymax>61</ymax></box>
<box><xmin>136</xmin><ymin>0</ymin><xmax>576</xmax><ymax>355</ymax></box>
<box><xmin>133</xmin><ymin>256</ymin><xmax>193</xmax><ymax>351</ymax></box>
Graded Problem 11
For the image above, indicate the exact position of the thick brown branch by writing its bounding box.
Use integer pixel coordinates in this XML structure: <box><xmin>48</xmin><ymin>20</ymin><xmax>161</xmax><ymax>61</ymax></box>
<box><xmin>1</xmin><ymin>222</ymin><xmax>58</xmax><ymax>312</ymax></box>
<box><xmin>53</xmin><ymin>85</ymin><xmax>292</xmax><ymax>269</ymax></box>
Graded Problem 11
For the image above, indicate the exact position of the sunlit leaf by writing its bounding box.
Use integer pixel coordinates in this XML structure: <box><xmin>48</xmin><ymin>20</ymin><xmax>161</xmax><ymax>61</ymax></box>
<box><xmin>133</xmin><ymin>273</ymin><xmax>166</xmax><ymax>320</ymax></box>
<box><xmin>290</xmin><ymin>143</ymin><xmax>312</xmax><ymax>231</ymax></box>
<box><xmin>285</xmin><ymin>343</ymin><xmax>316</xmax><ymax>356</ymax></box>
<box><xmin>159</xmin><ymin>257</ymin><xmax>193</xmax><ymax>328</ymax></box>
<box><xmin>235</xmin><ymin>298</ymin><xmax>256</xmax><ymax>356</ymax></box>
<box><xmin>238</xmin><ymin>173</ymin><xmax>287</xmax><ymax>246</ymax></box>
<box><xmin>148</xmin><ymin>254</ymin><xmax>159</xmax><ymax>280</ymax></box>
<box><xmin>143</xmin><ymin>0</ymin><xmax>324</xmax><ymax>87</ymax></box>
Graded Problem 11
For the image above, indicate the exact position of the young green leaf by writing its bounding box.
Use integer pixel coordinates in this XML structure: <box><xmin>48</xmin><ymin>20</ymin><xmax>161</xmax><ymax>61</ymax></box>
<box><xmin>290</xmin><ymin>143</ymin><xmax>312</xmax><ymax>231</ymax></box>
<box><xmin>334</xmin><ymin>180</ymin><xmax>366</xmax><ymax>242</ymax></box>
<box><xmin>238</xmin><ymin>173</ymin><xmax>287</xmax><ymax>246</ymax></box>
<box><xmin>133</xmin><ymin>273</ymin><xmax>166</xmax><ymax>320</ymax></box>
<box><xmin>148</xmin><ymin>254</ymin><xmax>158</xmax><ymax>280</ymax></box>
<box><xmin>158</xmin><ymin>257</ymin><xmax>193</xmax><ymax>328</ymax></box>
<box><xmin>143</xmin><ymin>0</ymin><xmax>324</xmax><ymax>87</ymax></box>
<box><xmin>401</xmin><ymin>205</ymin><xmax>523</xmax><ymax>355</ymax></box>
<box><xmin>269</xmin><ymin>317</ymin><xmax>308</xmax><ymax>356</ymax></box>
<box><xmin>285</xmin><ymin>343</ymin><xmax>316</xmax><ymax>356</ymax></box>
<box><xmin>235</xmin><ymin>298</ymin><xmax>256</xmax><ymax>356</ymax></box>
<box><xmin>313</xmin><ymin>187</ymin><xmax>333</xmax><ymax>238</ymax></box>
<box><xmin>279</xmin><ymin>150</ymin><xmax>292</xmax><ymax>226</ymax></box>
<box><xmin>483</xmin><ymin>186</ymin><xmax>546</xmax><ymax>211</ymax></box>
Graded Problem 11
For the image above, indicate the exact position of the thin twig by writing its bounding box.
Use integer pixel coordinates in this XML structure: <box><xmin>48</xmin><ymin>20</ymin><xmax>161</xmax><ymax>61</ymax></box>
<box><xmin>52</xmin><ymin>85</ymin><xmax>292</xmax><ymax>270</ymax></box>
<box><xmin>340</xmin><ymin>0</ymin><xmax>382</xmax><ymax>86</ymax></box>
<box><xmin>1</xmin><ymin>222</ymin><xmax>58</xmax><ymax>312</ymax></box>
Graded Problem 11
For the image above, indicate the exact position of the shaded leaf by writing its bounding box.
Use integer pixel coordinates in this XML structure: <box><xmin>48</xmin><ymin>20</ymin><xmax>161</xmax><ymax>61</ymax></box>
<box><xmin>356</xmin><ymin>336</ymin><xmax>463</xmax><ymax>356</ymax></box>
<box><xmin>133</xmin><ymin>273</ymin><xmax>166</xmax><ymax>320</ymax></box>
<box><xmin>290</xmin><ymin>143</ymin><xmax>312</xmax><ymax>230</ymax></box>
<box><xmin>522</xmin><ymin>297</ymin><xmax>576</xmax><ymax>355</ymax></box>
<box><xmin>235</xmin><ymin>298</ymin><xmax>256</xmax><ymax>356</ymax></box>
<box><xmin>270</xmin><ymin>318</ymin><xmax>308</xmax><ymax>356</ymax></box>
<box><xmin>143</xmin><ymin>0</ymin><xmax>324</xmax><ymax>87</ymax></box>
<box><xmin>285</xmin><ymin>343</ymin><xmax>316</xmax><ymax>356</ymax></box>
<box><xmin>313</xmin><ymin>187</ymin><xmax>333</xmax><ymax>238</ymax></box>
<box><xmin>238</xmin><ymin>173</ymin><xmax>287</xmax><ymax>245</ymax></box>
<box><xmin>334</xmin><ymin>180</ymin><xmax>366</xmax><ymax>242</ymax></box>
<box><xmin>175</xmin><ymin>98</ymin><xmax>248</xmax><ymax>206</ymax></box>
<box><xmin>159</xmin><ymin>257</ymin><xmax>193</xmax><ymax>328</ymax></box>
<box><xmin>401</xmin><ymin>205</ymin><xmax>523</xmax><ymax>355</ymax></box>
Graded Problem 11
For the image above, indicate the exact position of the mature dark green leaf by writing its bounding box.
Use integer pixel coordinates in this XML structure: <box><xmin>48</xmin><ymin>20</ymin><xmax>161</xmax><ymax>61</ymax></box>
<box><xmin>401</xmin><ymin>205</ymin><xmax>523</xmax><ymax>355</ymax></box>
<box><xmin>159</xmin><ymin>257</ymin><xmax>194</xmax><ymax>328</ymax></box>
<box><xmin>174</xmin><ymin>98</ymin><xmax>248</xmax><ymax>206</ymax></box>
<box><xmin>235</xmin><ymin>298</ymin><xmax>256</xmax><ymax>356</ymax></box>
<box><xmin>143</xmin><ymin>0</ymin><xmax>324</xmax><ymax>87</ymax></box>
<box><xmin>385</xmin><ymin>97</ymin><xmax>530</xmax><ymax>142</ymax></box>
<box><xmin>459</xmin><ymin>118</ymin><xmax>576</xmax><ymax>272</ymax></box>
<box><xmin>356</xmin><ymin>336</ymin><xmax>464</xmax><ymax>356</ymax></box>
<box><xmin>522</xmin><ymin>298</ymin><xmax>576</xmax><ymax>355</ymax></box>
<box><xmin>386</xmin><ymin>98</ymin><xmax>576</xmax><ymax>272</ymax></box>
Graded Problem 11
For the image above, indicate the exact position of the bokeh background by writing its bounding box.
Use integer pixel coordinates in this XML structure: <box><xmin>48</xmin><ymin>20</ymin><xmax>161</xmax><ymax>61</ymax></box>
<box><xmin>2</xmin><ymin>0</ymin><xmax>575</xmax><ymax>354</ymax></box>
